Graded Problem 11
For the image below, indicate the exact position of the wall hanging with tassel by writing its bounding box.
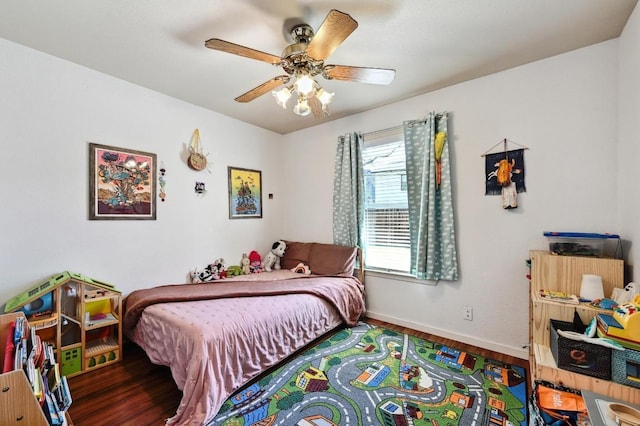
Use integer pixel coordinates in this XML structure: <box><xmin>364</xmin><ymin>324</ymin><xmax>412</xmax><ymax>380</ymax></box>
<box><xmin>482</xmin><ymin>138</ymin><xmax>528</xmax><ymax>209</ymax></box>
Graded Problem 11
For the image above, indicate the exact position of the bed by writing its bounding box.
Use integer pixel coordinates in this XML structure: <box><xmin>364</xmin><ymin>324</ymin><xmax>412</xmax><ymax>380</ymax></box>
<box><xmin>122</xmin><ymin>241</ymin><xmax>366</xmax><ymax>425</ymax></box>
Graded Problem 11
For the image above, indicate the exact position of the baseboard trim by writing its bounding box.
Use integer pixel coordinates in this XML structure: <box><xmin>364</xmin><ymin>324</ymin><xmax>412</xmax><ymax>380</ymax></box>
<box><xmin>365</xmin><ymin>311</ymin><xmax>529</xmax><ymax>360</ymax></box>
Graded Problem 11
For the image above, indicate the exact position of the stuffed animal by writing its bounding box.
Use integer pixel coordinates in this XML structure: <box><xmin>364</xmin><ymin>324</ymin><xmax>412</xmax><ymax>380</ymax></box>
<box><xmin>226</xmin><ymin>265</ymin><xmax>244</xmax><ymax>276</ymax></box>
<box><xmin>190</xmin><ymin>258</ymin><xmax>226</xmax><ymax>283</ymax></box>
<box><xmin>263</xmin><ymin>240</ymin><xmax>286</xmax><ymax>272</ymax></box>
<box><xmin>249</xmin><ymin>250</ymin><xmax>262</xmax><ymax>273</ymax></box>
<box><xmin>291</xmin><ymin>262</ymin><xmax>311</xmax><ymax>275</ymax></box>
<box><xmin>212</xmin><ymin>258</ymin><xmax>226</xmax><ymax>279</ymax></box>
<box><xmin>190</xmin><ymin>267</ymin><xmax>211</xmax><ymax>283</ymax></box>
<box><xmin>241</xmin><ymin>253</ymin><xmax>251</xmax><ymax>275</ymax></box>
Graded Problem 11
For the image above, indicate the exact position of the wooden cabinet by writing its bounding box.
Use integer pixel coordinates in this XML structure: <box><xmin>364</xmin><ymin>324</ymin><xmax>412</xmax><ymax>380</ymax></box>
<box><xmin>4</xmin><ymin>271</ymin><xmax>122</xmax><ymax>378</ymax></box>
<box><xmin>529</xmin><ymin>250</ymin><xmax>640</xmax><ymax>404</ymax></box>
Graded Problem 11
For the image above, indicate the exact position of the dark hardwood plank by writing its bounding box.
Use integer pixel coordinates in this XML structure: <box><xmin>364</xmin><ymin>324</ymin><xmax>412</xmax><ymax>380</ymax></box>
<box><xmin>67</xmin><ymin>318</ymin><xmax>529</xmax><ymax>425</ymax></box>
<box><xmin>67</xmin><ymin>342</ymin><xmax>181</xmax><ymax>425</ymax></box>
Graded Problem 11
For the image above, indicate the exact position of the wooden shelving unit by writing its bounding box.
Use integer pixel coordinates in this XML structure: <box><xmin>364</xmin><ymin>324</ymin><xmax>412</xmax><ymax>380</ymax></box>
<box><xmin>529</xmin><ymin>250</ymin><xmax>640</xmax><ymax>404</ymax></box>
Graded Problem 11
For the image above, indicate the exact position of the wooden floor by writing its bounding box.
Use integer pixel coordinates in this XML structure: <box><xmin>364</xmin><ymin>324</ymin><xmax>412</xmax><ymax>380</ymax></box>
<box><xmin>66</xmin><ymin>318</ymin><xmax>529</xmax><ymax>426</ymax></box>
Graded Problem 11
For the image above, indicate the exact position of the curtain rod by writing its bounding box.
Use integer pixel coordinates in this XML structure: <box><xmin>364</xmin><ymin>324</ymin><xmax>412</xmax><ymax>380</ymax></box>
<box><xmin>363</xmin><ymin>124</ymin><xmax>403</xmax><ymax>137</ymax></box>
<box><xmin>363</xmin><ymin>112</ymin><xmax>448</xmax><ymax>137</ymax></box>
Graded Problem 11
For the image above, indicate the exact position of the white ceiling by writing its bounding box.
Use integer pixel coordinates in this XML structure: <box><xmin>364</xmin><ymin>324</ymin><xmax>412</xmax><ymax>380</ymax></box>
<box><xmin>0</xmin><ymin>0</ymin><xmax>637</xmax><ymax>134</ymax></box>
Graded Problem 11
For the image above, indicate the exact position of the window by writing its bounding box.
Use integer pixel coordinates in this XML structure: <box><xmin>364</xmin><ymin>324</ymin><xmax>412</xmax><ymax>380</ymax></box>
<box><xmin>363</xmin><ymin>129</ymin><xmax>410</xmax><ymax>273</ymax></box>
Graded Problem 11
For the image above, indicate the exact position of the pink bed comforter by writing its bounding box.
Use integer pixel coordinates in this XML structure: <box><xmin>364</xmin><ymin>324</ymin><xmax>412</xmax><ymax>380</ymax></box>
<box><xmin>123</xmin><ymin>273</ymin><xmax>365</xmax><ymax>425</ymax></box>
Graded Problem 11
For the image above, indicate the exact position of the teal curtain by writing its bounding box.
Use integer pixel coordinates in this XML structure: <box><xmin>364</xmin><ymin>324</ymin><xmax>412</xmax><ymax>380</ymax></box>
<box><xmin>332</xmin><ymin>132</ymin><xmax>364</xmax><ymax>248</ymax></box>
<box><xmin>403</xmin><ymin>112</ymin><xmax>458</xmax><ymax>281</ymax></box>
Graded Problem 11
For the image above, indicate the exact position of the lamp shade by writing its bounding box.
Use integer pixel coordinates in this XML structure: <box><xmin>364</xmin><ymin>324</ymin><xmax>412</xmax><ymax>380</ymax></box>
<box><xmin>580</xmin><ymin>274</ymin><xmax>604</xmax><ymax>301</ymax></box>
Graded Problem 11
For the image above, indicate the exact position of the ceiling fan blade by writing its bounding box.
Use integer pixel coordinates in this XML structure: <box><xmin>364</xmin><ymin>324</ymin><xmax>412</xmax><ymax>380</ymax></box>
<box><xmin>308</xmin><ymin>96</ymin><xmax>329</xmax><ymax>119</ymax></box>
<box><xmin>205</xmin><ymin>38</ymin><xmax>282</xmax><ymax>65</ymax></box>
<box><xmin>322</xmin><ymin>65</ymin><xmax>396</xmax><ymax>85</ymax></box>
<box><xmin>234</xmin><ymin>76</ymin><xmax>289</xmax><ymax>103</ymax></box>
<box><xmin>306</xmin><ymin>9</ymin><xmax>358</xmax><ymax>61</ymax></box>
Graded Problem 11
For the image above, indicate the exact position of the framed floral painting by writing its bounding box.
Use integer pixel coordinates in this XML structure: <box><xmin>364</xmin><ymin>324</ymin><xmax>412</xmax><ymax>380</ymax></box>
<box><xmin>89</xmin><ymin>143</ymin><xmax>157</xmax><ymax>220</ymax></box>
<box><xmin>228</xmin><ymin>166</ymin><xmax>262</xmax><ymax>219</ymax></box>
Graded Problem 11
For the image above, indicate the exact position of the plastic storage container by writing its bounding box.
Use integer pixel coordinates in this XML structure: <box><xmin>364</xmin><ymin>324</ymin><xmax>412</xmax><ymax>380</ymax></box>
<box><xmin>543</xmin><ymin>232</ymin><xmax>620</xmax><ymax>257</ymax></box>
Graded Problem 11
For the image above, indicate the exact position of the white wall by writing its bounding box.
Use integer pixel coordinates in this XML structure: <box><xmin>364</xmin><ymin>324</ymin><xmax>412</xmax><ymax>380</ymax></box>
<box><xmin>281</xmin><ymin>40</ymin><xmax>621</xmax><ymax>358</ymax></box>
<box><xmin>0</xmin><ymin>38</ymin><xmax>285</xmax><ymax>303</ymax></box>
<box><xmin>618</xmin><ymin>3</ymin><xmax>640</xmax><ymax>275</ymax></box>
<box><xmin>1</xmin><ymin>19</ymin><xmax>634</xmax><ymax>360</ymax></box>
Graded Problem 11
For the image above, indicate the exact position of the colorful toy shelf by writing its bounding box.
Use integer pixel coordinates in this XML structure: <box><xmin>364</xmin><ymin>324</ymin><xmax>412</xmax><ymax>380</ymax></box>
<box><xmin>4</xmin><ymin>271</ymin><xmax>122</xmax><ymax>378</ymax></box>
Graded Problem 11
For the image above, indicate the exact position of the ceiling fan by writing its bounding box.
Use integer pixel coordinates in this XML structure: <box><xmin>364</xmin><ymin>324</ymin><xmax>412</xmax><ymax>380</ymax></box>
<box><xmin>204</xmin><ymin>9</ymin><xmax>396</xmax><ymax>118</ymax></box>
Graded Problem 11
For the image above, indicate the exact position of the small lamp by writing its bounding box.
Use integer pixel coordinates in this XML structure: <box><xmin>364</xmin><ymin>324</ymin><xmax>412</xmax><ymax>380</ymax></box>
<box><xmin>580</xmin><ymin>274</ymin><xmax>604</xmax><ymax>301</ymax></box>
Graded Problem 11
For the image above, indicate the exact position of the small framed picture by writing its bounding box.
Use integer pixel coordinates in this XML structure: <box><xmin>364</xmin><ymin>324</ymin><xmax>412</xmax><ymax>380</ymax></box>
<box><xmin>89</xmin><ymin>143</ymin><xmax>157</xmax><ymax>220</ymax></box>
<box><xmin>228</xmin><ymin>166</ymin><xmax>262</xmax><ymax>219</ymax></box>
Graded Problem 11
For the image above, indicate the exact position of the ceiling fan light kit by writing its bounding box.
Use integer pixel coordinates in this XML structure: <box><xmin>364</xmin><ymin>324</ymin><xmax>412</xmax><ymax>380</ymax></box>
<box><xmin>272</xmin><ymin>72</ymin><xmax>334</xmax><ymax>117</ymax></box>
<box><xmin>205</xmin><ymin>9</ymin><xmax>395</xmax><ymax>118</ymax></box>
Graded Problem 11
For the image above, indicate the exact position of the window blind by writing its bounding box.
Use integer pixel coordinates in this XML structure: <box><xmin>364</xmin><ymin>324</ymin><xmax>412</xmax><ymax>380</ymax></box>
<box><xmin>363</xmin><ymin>129</ymin><xmax>410</xmax><ymax>273</ymax></box>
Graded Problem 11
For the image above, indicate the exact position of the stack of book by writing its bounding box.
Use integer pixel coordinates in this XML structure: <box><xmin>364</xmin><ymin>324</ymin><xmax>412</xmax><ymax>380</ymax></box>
<box><xmin>539</xmin><ymin>289</ymin><xmax>580</xmax><ymax>304</ymax></box>
<box><xmin>3</xmin><ymin>316</ymin><xmax>72</xmax><ymax>425</ymax></box>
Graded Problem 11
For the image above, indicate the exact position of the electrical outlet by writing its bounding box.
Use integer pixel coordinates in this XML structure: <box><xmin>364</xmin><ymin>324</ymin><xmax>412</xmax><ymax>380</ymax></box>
<box><xmin>463</xmin><ymin>306</ymin><xmax>473</xmax><ymax>321</ymax></box>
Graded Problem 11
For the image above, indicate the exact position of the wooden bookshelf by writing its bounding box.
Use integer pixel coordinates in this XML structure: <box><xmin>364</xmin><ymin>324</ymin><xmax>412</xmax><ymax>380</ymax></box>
<box><xmin>529</xmin><ymin>250</ymin><xmax>640</xmax><ymax>404</ymax></box>
<box><xmin>0</xmin><ymin>312</ymin><xmax>49</xmax><ymax>426</ymax></box>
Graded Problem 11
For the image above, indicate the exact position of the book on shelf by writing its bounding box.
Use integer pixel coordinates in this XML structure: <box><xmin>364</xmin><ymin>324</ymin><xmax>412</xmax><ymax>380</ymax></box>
<box><xmin>43</xmin><ymin>391</ymin><xmax>65</xmax><ymax>426</ymax></box>
<box><xmin>539</xmin><ymin>289</ymin><xmax>580</xmax><ymax>304</ymax></box>
<box><xmin>54</xmin><ymin>376</ymin><xmax>72</xmax><ymax>412</ymax></box>
<box><xmin>13</xmin><ymin>315</ymin><xmax>26</xmax><ymax>342</ymax></box>
<box><xmin>15</xmin><ymin>337</ymin><xmax>27</xmax><ymax>370</ymax></box>
<box><xmin>3</xmin><ymin>320</ymin><xmax>16</xmax><ymax>373</ymax></box>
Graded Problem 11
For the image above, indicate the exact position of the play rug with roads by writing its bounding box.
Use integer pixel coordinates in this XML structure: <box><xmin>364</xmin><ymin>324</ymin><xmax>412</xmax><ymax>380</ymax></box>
<box><xmin>211</xmin><ymin>322</ymin><xmax>527</xmax><ymax>426</ymax></box>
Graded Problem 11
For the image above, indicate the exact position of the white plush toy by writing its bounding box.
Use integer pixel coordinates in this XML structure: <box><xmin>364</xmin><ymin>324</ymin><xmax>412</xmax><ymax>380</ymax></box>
<box><xmin>611</xmin><ymin>282</ymin><xmax>639</xmax><ymax>304</ymax></box>
<box><xmin>263</xmin><ymin>240</ymin><xmax>286</xmax><ymax>272</ymax></box>
<box><xmin>291</xmin><ymin>262</ymin><xmax>311</xmax><ymax>275</ymax></box>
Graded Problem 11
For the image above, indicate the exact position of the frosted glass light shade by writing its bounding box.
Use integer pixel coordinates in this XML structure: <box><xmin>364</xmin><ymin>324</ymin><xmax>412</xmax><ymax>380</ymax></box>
<box><xmin>316</xmin><ymin>88</ymin><xmax>334</xmax><ymax>106</ymax></box>
<box><xmin>580</xmin><ymin>274</ymin><xmax>604</xmax><ymax>301</ymax></box>
<box><xmin>293</xmin><ymin>99</ymin><xmax>311</xmax><ymax>116</ymax></box>
<box><xmin>272</xmin><ymin>87</ymin><xmax>292</xmax><ymax>108</ymax></box>
<box><xmin>294</xmin><ymin>74</ymin><xmax>315</xmax><ymax>96</ymax></box>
